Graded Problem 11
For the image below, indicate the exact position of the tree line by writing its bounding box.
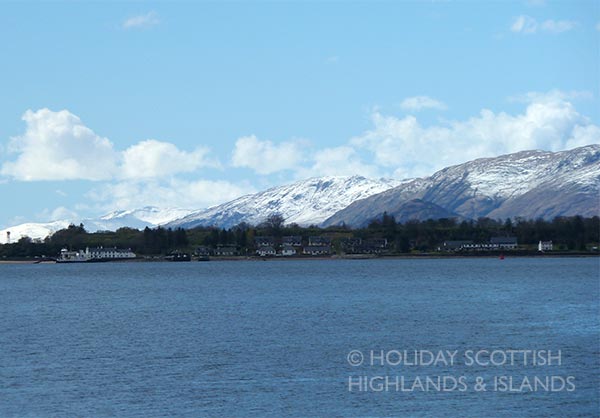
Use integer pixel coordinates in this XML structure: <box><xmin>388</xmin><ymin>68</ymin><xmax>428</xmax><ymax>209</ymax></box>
<box><xmin>0</xmin><ymin>215</ymin><xmax>598</xmax><ymax>258</ymax></box>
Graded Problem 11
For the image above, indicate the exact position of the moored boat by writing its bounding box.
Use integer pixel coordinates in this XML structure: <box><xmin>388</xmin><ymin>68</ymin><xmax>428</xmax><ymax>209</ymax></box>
<box><xmin>165</xmin><ymin>252</ymin><xmax>191</xmax><ymax>262</ymax></box>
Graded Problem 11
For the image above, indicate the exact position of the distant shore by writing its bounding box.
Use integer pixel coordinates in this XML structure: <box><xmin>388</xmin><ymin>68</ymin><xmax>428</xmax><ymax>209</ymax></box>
<box><xmin>0</xmin><ymin>251</ymin><xmax>598</xmax><ymax>264</ymax></box>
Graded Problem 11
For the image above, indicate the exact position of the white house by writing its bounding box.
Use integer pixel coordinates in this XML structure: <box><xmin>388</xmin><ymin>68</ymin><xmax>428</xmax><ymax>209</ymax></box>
<box><xmin>538</xmin><ymin>240</ymin><xmax>553</xmax><ymax>252</ymax></box>
<box><xmin>257</xmin><ymin>246</ymin><xmax>276</xmax><ymax>257</ymax></box>
<box><xmin>280</xmin><ymin>245</ymin><xmax>296</xmax><ymax>256</ymax></box>
<box><xmin>303</xmin><ymin>245</ymin><xmax>331</xmax><ymax>256</ymax></box>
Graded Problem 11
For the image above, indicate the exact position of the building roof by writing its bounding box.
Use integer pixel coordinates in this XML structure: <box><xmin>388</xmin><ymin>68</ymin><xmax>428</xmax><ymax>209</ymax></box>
<box><xmin>490</xmin><ymin>236</ymin><xmax>518</xmax><ymax>244</ymax></box>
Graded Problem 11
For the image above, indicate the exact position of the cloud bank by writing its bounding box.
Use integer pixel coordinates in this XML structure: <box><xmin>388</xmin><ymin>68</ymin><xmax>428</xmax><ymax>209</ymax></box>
<box><xmin>231</xmin><ymin>135</ymin><xmax>307</xmax><ymax>175</ymax></box>
<box><xmin>122</xmin><ymin>12</ymin><xmax>160</xmax><ymax>29</ymax></box>
<box><xmin>351</xmin><ymin>92</ymin><xmax>599</xmax><ymax>178</ymax></box>
<box><xmin>510</xmin><ymin>15</ymin><xmax>578</xmax><ymax>34</ymax></box>
<box><xmin>122</xmin><ymin>140</ymin><xmax>218</xmax><ymax>179</ymax></box>
<box><xmin>87</xmin><ymin>179</ymin><xmax>255</xmax><ymax>213</ymax></box>
<box><xmin>1</xmin><ymin>109</ymin><xmax>216</xmax><ymax>182</ymax></box>
<box><xmin>1</xmin><ymin>109</ymin><xmax>118</xmax><ymax>181</ymax></box>
<box><xmin>1</xmin><ymin>90</ymin><xmax>598</xmax><ymax>217</ymax></box>
<box><xmin>400</xmin><ymin>96</ymin><xmax>447</xmax><ymax>112</ymax></box>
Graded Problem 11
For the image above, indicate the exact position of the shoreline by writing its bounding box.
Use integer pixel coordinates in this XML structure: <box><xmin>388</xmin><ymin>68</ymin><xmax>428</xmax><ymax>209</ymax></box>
<box><xmin>0</xmin><ymin>252</ymin><xmax>598</xmax><ymax>264</ymax></box>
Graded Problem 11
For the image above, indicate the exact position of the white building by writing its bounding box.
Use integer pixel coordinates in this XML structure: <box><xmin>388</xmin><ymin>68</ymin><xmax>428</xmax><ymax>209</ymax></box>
<box><xmin>58</xmin><ymin>246</ymin><xmax>136</xmax><ymax>262</ymax></box>
<box><xmin>87</xmin><ymin>247</ymin><xmax>136</xmax><ymax>259</ymax></box>
<box><xmin>538</xmin><ymin>241</ymin><xmax>553</xmax><ymax>252</ymax></box>
<box><xmin>280</xmin><ymin>245</ymin><xmax>296</xmax><ymax>256</ymax></box>
<box><xmin>257</xmin><ymin>246</ymin><xmax>276</xmax><ymax>257</ymax></box>
<box><xmin>303</xmin><ymin>245</ymin><xmax>331</xmax><ymax>256</ymax></box>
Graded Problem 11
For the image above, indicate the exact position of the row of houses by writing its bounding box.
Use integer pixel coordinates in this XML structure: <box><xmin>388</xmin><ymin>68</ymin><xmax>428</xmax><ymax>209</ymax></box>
<box><xmin>196</xmin><ymin>236</ymin><xmax>334</xmax><ymax>257</ymax></box>
<box><xmin>196</xmin><ymin>245</ymin><xmax>238</xmax><ymax>257</ymax></box>
<box><xmin>254</xmin><ymin>236</ymin><xmax>331</xmax><ymax>247</ymax></box>
<box><xmin>442</xmin><ymin>237</ymin><xmax>554</xmax><ymax>252</ymax></box>
<box><xmin>340</xmin><ymin>238</ymin><xmax>389</xmax><ymax>254</ymax></box>
<box><xmin>255</xmin><ymin>245</ymin><xmax>332</xmax><ymax>257</ymax></box>
<box><xmin>255</xmin><ymin>236</ymin><xmax>332</xmax><ymax>256</ymax></box>
<box><xmin>197</xmin><ymin>236</ymin><xmax>555</xmax><ymax>257</ymax></box>
<box><xmin>441</xmin><ymin>237</ymin><xmax>519</xmax><ymax>251</ymax></box>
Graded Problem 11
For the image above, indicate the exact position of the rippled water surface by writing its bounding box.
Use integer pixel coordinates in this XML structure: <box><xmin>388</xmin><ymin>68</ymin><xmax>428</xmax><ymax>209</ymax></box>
<box><xmin>0</xmin><ymin>258</ymin><xmax>598</xmax><ymax>417</ymax></box>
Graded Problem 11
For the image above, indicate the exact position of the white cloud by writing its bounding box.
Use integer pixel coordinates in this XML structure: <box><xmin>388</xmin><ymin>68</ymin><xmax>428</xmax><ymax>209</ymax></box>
<box><xmin>509</xmin><ymin>89</ymin><xmax>593</xmax><ymax>103</ymax></box>
<box><xmin>566</xmin><ymin>124</ymin><xmax>600</xmax><ymax>149</ymax></box>
<box><xmin>511</xmin><ymin>15</ymin><xmax>578</xmax><ymax>34</ymax></box>
<box><xmin>88</xmin><ymin>179</ymin><xmax>254</xmax><ymax>212</ymax></box>
<box><xmin>3</xmin><ymin>94</ymin><xmax>598</xmax><ymax>221</ymax></box>
<box><xmin>121</xmin><ymin>139</ymin><xmax>218</xmax><ymax>179</ymax></box>
<box><xmin>539</xmin><ymin>19</ymin><xmax>578</xmax><ymax>33</ymax></box>
<box><xmin>122</xmin><ymin>11</ymin><xmax>160</xmax><ymax>29</ymax></box>
<box><xmin>400</xmin><ymin>96</ymin><xmax>447</xmax><ymax>112</ymax></box>
<box><xmin>231</xmin><ymin>135</ymin><xmax>307</xmax><ymax>175</ymax></box>
<box><xmin>297</xmin><ymin>146</ymin><xmax>381</xmax><ymax>178</ymax></box>
<box><xmin>595</xmin><ymin>22</ymin><xmax>600</xmax><ymax>31</ymax></box>
<box><xmin>1</xmin><ymin>109</ymin><xmax>118</xmax><ymax>181</ymax></box>
<box><xmin>511</xmin><ymin>15</ymin><xmax>538</xmax><ymax>33</ymax></box>
<box><xmin>1</xmin><ymin>109</ymin><xmax>219</xmax><ymax>182</ymax></box>
<box><xmin>351</xmin><ymin>91</ymin><xmax>600</xmax><ymax>178</ymax></box>
<box><xmin>38</xmin><ymin>206</ymin><xmax>79</xmax><ymax>222</ymax></box>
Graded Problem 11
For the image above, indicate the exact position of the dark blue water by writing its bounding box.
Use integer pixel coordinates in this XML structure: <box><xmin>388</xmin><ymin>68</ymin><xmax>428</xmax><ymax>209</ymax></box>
<box><xmin>0</xmin><ymin>258</ymin><xmax>598</xmax><ymax>417</ymax></box>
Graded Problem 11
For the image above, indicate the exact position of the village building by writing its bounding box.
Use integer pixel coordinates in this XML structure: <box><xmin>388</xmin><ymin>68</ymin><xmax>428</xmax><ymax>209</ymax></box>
<box><xmin>303</xmin><ymin>245</ymin><xmax>331</xmax><ymax>256</ymax></box>
<box><xmin>254</xmin><ymin>236</ymin><xmax>275</xmax><ymax>247</ymax></box>
<box><xmin>280</xmin><ymin>245</ymin><xmax>297</xmax><ymax>256</ymax></box>
<box><xmin>442</xmin><ymin>237</ymin><xmax>518</xmax><ymax>251</ymax></box>
<box><xmin>282</xmin><ymin>236</ymin><xmax>302</xmax><ymax>246</ymax></box>
<box><xmin>340</xmin><ymin>237</ymin><xmax>363</xmax><ymax>253</ymax></box>
<box><xmin>257</xmin><ymin>246</ymin><xmax>276</xmax><ymax>257</ymax></box>
<box><xmin>442</xmin><ymin>240</ymin><xmax>474</xmax><ymax>251</ymax></box>
<box><xmin>214</xmin><ymin>246</ymin><xmax>238</xmax><ymax>256</ymax></box>
<box><xmin>341</xmin><ymin>237</ymin><xmax>389</xmax><ymax>254</ymax></box>
<box><xmin>490</xmin><ymin>236</ymin><xmax>518</xmax><ymax>250</ymax></box>
<box><xmin>87</xmin><ymin>247</ymin><xmax>136</xmax><ymax>259</ymax></box>
<box><xmin>196</xmin><ymin>246</ymin><xmax>212</xmax><ymax>257</ymax></box>
<box><xmin>308</xmin><ymin>236</ymin><xmax>331</xmax><ymax>246</ymax></box>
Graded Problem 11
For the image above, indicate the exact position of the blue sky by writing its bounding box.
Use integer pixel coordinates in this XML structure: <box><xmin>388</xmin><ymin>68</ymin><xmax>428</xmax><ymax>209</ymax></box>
<box><xmin>0</xmin><ymin>0</ymin><xmax>598</xmax><ymax>228</ymax></box>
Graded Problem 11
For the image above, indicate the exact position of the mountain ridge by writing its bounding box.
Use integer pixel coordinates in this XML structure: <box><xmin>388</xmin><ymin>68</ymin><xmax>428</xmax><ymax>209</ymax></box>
<box><xmin>1</xmin><ymin>145</ymin><xmax>598</xmax><ymax>242</ymax></box>
<box><xmin>166</xmin><ymin>175</ymin><xmax>405</xmax><ymax>229</ymax></box>
<box><xmin>0</xmin><ymin>207</ymin><xmax>194</xmax><ymax>244</ymax></box>
<box><xmin>323</xmin><ymin>144</ymin><xmax>600</xmax><ymax>227</ymax></box>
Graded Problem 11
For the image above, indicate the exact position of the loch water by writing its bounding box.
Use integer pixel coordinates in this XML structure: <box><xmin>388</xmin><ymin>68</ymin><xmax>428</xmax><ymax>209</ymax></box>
<box><xmin>0</xmin><ymin>257</ymin><xmax>598</xmax><ymax>417</ymax></box>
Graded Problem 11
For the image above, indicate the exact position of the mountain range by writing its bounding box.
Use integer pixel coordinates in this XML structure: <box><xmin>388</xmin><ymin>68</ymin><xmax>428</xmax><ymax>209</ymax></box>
<box><xmin>0</xmin><ymin>207</ymin><xmax>194</xmax><ymax>244</ymax></box>
<box><xmin>1</xmin><ymin>145</ymin><xmax>598</xmax><ymax>243</ymax></box>
<box><xmin>166</xmin><ymin>176</ymin><xmax>405</xmax><ymax>229</ymax></box>
<box><xmin>323</xmin><ymin>144</ymin><xmax>600</xmax><ymax>227</ymax></box>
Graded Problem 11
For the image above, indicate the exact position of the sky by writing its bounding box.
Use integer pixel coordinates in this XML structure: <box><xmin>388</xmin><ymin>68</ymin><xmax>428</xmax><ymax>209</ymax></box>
<box><xmin>0</xmin><ymin>0</ymin><xmax>599</xmax><ymax>228</ymax></box>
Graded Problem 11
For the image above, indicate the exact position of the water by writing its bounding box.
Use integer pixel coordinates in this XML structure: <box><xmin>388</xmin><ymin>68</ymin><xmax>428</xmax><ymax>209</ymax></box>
<box><xmin>0</xmin><ymin>258</ymin><xmax>598</xmax><ymax>417</ymax></box>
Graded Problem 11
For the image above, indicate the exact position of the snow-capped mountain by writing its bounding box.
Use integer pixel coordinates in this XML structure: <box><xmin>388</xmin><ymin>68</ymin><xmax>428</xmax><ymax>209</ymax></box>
<box><xmin>0</xmin><ymin>221</ymin><xmax>72</xmax><ymax>244</ymax></box>
<box><xmin>323</xmin><ymin>145</ymin><xmax>600</xmax><ymax>227</ymax></box>
<box><xmin>0</xmin><ymin>207</ymin><xmax>194</xmax><ymax>244</ymax></box>
<box><xmin>167</xmin><ymin>176</ymin><xmax>405</xmax><ymax>229</ymax></box>
<box><xmin>87</xmin><ymin>207</ymin><xmax>195</xmax><ymax>232</ymax></box>
<box><xmin>2</xmin><ymin>145</ymin><xmax>597</xmax><ymax>242</ymax></box>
